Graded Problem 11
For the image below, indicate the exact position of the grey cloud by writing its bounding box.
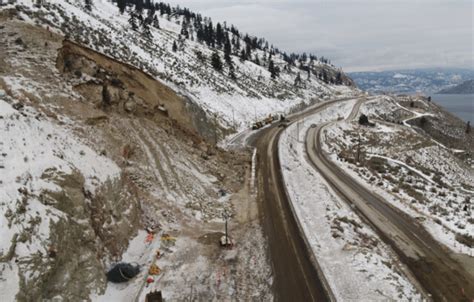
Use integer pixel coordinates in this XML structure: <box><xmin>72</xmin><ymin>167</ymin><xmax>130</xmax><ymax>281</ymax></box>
<box><xmin>164</xmin><ymin>0</ymin><xmax>473</xmax><ymax>71</ymax></box>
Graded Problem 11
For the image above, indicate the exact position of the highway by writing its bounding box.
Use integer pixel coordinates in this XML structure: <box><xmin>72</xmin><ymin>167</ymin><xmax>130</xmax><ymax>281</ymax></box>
<box><xmin>305</xmin><ymin>101</ymin><xmax>474</xmax><ymax>301</ymax></box>
<box><xmin>246</xmin><ymin>97</ymin><xmax>359</xmax><ymax>301</ymax></box>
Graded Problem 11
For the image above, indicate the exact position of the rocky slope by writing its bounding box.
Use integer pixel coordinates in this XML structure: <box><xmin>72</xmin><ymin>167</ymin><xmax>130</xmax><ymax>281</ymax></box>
<box><xmin>0</xmin><ymin>0</ymin><xmax>360</xmax><ymax>300</ymax></box>
<box><xmin>6</xmin><ymin>0</ymin><xmax>356</xmax><ymax>135</ymax></box>
<box><xmin>324</xmin><ymin>95</ymin><xmax>473</xmax><ymax>256</ymax></box>
<box><xmin>0</xmin><ymin>8</ymin><xmax>268</xmax><ymax>301</ymax></box>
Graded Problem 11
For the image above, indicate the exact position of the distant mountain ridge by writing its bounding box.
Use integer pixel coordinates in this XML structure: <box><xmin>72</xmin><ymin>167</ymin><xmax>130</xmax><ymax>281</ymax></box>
<box><xmin>349</xmin><ymin>68</ymin><xmax>474</xmax><ymax>94</ymax></box>
<box><xmin>437</xmin><ymin>79</ymin><xmax>474</xmax><ymax>94</ymax></box>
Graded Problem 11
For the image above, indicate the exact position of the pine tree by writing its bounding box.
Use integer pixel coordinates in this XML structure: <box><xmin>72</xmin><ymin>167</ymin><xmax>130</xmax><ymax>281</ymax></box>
<box><xmin>117</xmin><ymin>0</ymin><xmax>126</xmax><ymax>14</ymax></box>
<box><xmin>467</xmin><ymin>121</ymin><xmax>471</xmax><ymax>134</ymax></box>
<box><xmin>172</xmin><ymin>41</ymin><xmax>178</xmax><ymax>52</ymax></box>
<box><xmin>211</xmin><ymin>51</ymin><xmax>223</xmax><ymax>71</ymax></box>
<box><xmin>215</xmin><ymin>23</ymin><xmax>224</xmax><ymax>48</ymax></box>
<box><xmin>145</xmin><ymin>7</ymin><xmax>155</xmax><ymax>25</ymax></box>
<box><xmin>135</xmin><ymin>0</ymin><xmax>144</xmax><ymax>14</ymax></box>
<box><xmin>254</xmin><ymin>54</ymin><xmax>260</xmax><ymax>66</ymax></box>
<box><xmin>335</xmin><ymin>72</ymin><xmax>343</xmax><ymax>85</ymax></box>
<box><xmin>359</xmin><ymin>114</ymin><xmax>369</xmax><ymax>125</ymax></box>
<box><xmin>322</xmin><ymin>69</ymin><xmax>328</xmax><ymax>83</ymax></box>
<box><xmin>128</xmin><ymin>12</ymin><xmax>138</xmax><ymax>30</ymax></box>
<box><xmin>195</xmin><ymin>50</ymin><xmax>205</xmax><ymax>63</ymax></box>
<box><xmin>229</xmin><ymin>65</ymin><xmax>236</xmax><ymax>80</ymax></box>
<box><xmin>224</xmin><ymin>38</ymin><xmax>232</xmax><ymax>65</ymax></box>
<box><xmin>85</xmin><ymin>0</ymin><xmax>92</xmax><ymax>11</ymax></box>
<box><xmin>240</xmin><ymin>49</ymin><xmax>247</xmax><ymax>62</ymax></box>
<box><xmin>245</xmin><ymin>42</ymin><xmax>252</xmax><ymax>59</ymax></box>
<box><xmin>234</xmin><ymin>37</ymin><xmax>240</xmax><ymax>54</ymax></box>
<box><xmin>152</xmin><ymin>16</ymin><xmax>160</xmax><ymax>29</ymax></box>
<box><xmin>142</xmin><ymin>22</ymin><xmax>152</xmax><ymax>40</ymax></box>
<box><xmin>206</xmin><ymin>21</ymin><xmax>215</xmax><ymax>47</ymax></box>
<box><xmin>269</xmin><ymin>60</ymin><xmax>278</xmax><ymax>79</ymax></box>
<box><xmin>294</xmin><ymin>73</ymin><xmax>302</xmax><ymax>87</ymax></box>
<box><xmin>181</xmin><ymin>20</ymin><xmax>189</xmax><ymax>39</ymax></box>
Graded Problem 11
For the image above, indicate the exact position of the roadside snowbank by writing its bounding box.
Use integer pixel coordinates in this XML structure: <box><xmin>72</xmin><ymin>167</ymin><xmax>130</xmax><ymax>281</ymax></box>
<box><xmin>323</xmin><ymin>98</ymin><xmax>474</xmax><ymax>255</ymax></box>
<box><xmin>279</xmin><ymin>100</ymin><xmax>420</xmax><ymax>300</ymax></box>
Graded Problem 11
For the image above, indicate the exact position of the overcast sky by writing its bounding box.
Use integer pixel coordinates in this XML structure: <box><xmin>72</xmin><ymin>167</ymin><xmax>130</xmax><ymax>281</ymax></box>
<box><xmin>164</xmin><ymin>0</ymin><xmax>473</xmax><ymax>72</ymax></box>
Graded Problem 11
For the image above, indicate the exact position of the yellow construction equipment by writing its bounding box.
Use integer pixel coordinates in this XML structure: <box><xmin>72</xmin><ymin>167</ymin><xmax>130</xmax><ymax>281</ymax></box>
<box><xmin>160</xmin><ymin>234</ymin><xmax>176</xmax><ymax>242</ymax></box>
<box><xmin>148</xmin><ymin>264</ymin><xmax>161</xmax><ymax>275</ymax></box>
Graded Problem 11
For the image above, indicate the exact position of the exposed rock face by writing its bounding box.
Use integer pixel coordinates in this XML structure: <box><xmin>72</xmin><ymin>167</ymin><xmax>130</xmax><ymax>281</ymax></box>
<box><xmin>0</xmin><ymin>6</ymin><xmax>281</xmax><ymax>301</ymax></box>
<box><xmin>14</xmin><ymin>169</ymin><xmax>142</xmax><ymax>301</ymax></box>
<box><xmin>56</xmin><ymin>40</ymin><xmax>216</xmax><ymax>142</ymax></box>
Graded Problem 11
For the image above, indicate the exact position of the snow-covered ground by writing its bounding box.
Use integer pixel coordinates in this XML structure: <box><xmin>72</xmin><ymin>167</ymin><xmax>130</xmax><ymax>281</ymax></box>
<box><xmin>6</xmin><ymin>0</ymin><xmax>357</xmax><ymax>134</ymax></box>
<box><xmin>0</xmin><ymin>0</ymin><xmax>360</xmax><ymax>299</ymax></box>
<box><xmin>0</xmin><ymin>10</ymin><xmax>273</xmax><ymax>300</ymax></box>
<box><xmin>323</xmin><ymin>97</ymin><xmax>474</xmax><ymax>255</ymax></box>
<box><xmin>279</xmin><ymin>99</ymin><xmax>421</xmax><ymax>300</ymax></box>
<box><xmin>0</xmin><ymin>97</ymin><xmax>121</xmax><ymax>300</ymax></box>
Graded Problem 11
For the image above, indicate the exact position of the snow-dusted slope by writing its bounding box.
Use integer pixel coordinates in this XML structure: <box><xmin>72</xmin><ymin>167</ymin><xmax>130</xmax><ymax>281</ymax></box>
<box><xmin>0</xmin><ymin>0</ymin><xmax>358</xmax><ymax>299</ymax></box>
<box><xmin>323</xmin><ymin>96</ymin><xmax>474</xmax><ymax>255</ymax></box>
<box><xmin>7</xmin><ymin>0</ymin><xmax>357</xmax><ymax>133</ymax></box>
<box><xmin>279</xmin><ymin>100</ymin><xmax>422</xmax><ymax>300</ymax></box>
<box><xmin>0</xmin><ymin>8</ymin><xmax>273</xmax><ymax>300</ymax></box>
<box><xmin>0</xmin><ymin>97</ymin><xmax>127</xmax><ymax>300</ymax></box>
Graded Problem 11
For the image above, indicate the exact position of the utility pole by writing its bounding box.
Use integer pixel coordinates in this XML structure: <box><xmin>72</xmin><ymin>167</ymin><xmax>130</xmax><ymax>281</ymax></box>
<box><xmin>213</xmin><ymin>113</ymin><xmax>218</xmax><ymax>147</ymax></box>
<box><xmin>225</xmin><ymin>216</ymin><xmax>228</xmax><ymax>245</ymax></box>
<box><xmin>297</xmin><ymin>121</ymin><xmax>300</xmax><ymax>142</ymax></box>
<box><xmin>232</xmin><ymin>108</ymin><xmax>235</xmax><ymax>129</ymax></box>
<box><xmin>223</xmin><ymin>210</ymin><xmax>230</xmax><ymax>246</ymax></box>
<box><xmin>357</xmin><ymin>132</ymin><xmax>362</xmax><ymax>163</ymax></box>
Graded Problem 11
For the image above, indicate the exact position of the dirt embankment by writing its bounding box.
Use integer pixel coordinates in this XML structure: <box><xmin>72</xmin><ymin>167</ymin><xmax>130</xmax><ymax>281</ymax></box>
<box><xmin>0</xmin><ymin>13</ymin><xmax>272</xmax><ymax>300</ymax></box>
<box><xmin>19</xmin><ymin>170</ymin><xmax>143</xmax><ymax>301</ymax></box>
<box><xmin>0</xmin><ymin>19</ymin><xmax>142</xmax><ymax>300</ymax></box>
<box><xmin>56</xmin><ymin>40</ymin><xmax>215</xmax><ymax>142</ymax></box>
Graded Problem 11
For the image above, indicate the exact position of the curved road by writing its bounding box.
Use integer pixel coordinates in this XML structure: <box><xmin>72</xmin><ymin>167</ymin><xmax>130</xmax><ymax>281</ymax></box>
<box><xmin>306</xmin><ymin>103</ymin><xmax>474</xmax><ymax>301</ymax></box>
<box><xmin>248</xmin><ymin>97</ymin><xmax>361</xmax><ymax>301</ymax></box>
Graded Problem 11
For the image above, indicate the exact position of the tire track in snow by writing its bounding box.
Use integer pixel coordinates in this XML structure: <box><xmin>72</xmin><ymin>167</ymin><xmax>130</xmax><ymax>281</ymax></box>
<box><xmin>136</xmin><ymin>121</ymin><xmax>187</xmax><ymax>200</ymax></box>
<box><xmin>127</xmin><ymin>120</ymin><xmax>168</xmax><ymax>196</ymax></box>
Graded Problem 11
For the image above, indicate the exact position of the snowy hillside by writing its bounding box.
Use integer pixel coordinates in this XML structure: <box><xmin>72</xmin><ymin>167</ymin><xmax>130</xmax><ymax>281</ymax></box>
<box><xmin>0</xmin><ymin>4</ymin><xmax>274</xmax><ymax>300</ymax></box>
<box><xmin>279</xmin><ymin>100</ymin><xmax>422</xmax><ymax>300</ymax></box>
<box><xmin>0</xmin><ymin>0</ymin><xmax>362</xmax><ymax>300</ymax></box>
<box><xmin>6</xmin><ymin>0</ymin><xmax>357</xmax><ymax>134</ymax></box>
<box><xmin>323</xmin><ymin>96</ymin><xmax>474</xmax><ymax>255</ymax></box>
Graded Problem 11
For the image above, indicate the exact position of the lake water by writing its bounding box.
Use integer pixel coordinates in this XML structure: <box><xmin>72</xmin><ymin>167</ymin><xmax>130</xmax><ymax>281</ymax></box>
<box><xmin>431</xmin><ymin>94</ymin><xmax>473</xmax><ymax>123</ymax></box>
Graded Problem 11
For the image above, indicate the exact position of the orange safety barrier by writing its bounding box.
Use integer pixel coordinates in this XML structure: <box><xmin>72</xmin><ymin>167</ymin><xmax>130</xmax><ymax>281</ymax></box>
<box><xmin>149</xmin><ymin>264</ymin><xmax>161</xmax><ymax>275</ymax></box>
<box><xmin>145</xmin><ymin>233</ymin><xmax>154</xmax><ymax>243</ymax></box>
